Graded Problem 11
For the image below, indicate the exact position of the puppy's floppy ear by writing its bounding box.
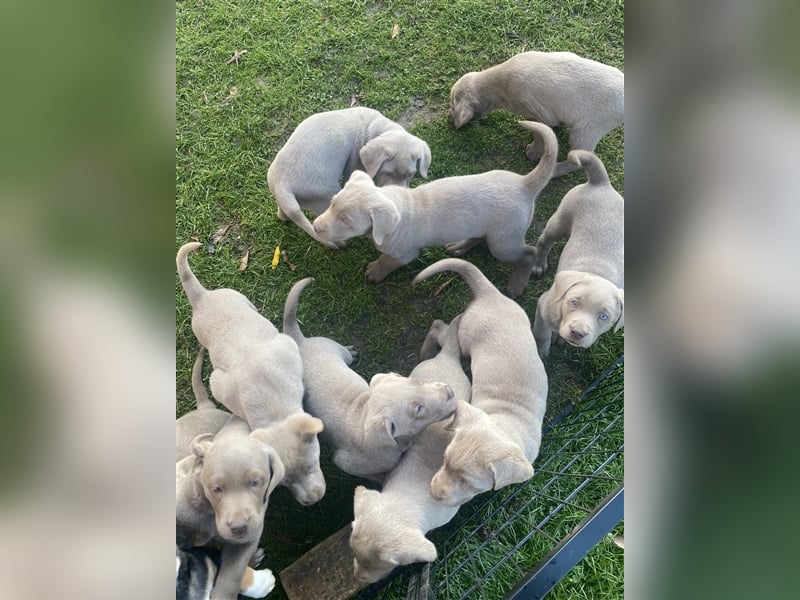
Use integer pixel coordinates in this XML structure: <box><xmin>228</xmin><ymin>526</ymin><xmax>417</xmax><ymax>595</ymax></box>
<box><xmin>552</xmin><ymin>270</ymin><xmax>588</xmax><ymax>302</ymax></box>
<box><xmin>614</xmin><ymin>288</ymin><xmax>624</xmax><ymax>332</ymax></box>
<box><xmin>283</xmin><ymin>413</ymin><xmax>325</xmax><ymax>443</ymax></box>
<box><xmin>489</xmin><ymin>451</ymin><xmax>534</xmax><ymax>490</ymax></box>
<box><xmin>191</xmin><ymin>433</ymin><xmax>215</xmax><ymax>460</ymax></box>
<box><xmin>359</xmin><ymin>138</ymin><xmax>394</xmax><ymax>178</ymax></box>
<box><xmin>264</xmin><ymin>448</ymin><xmax>286</xmax><ymax>500</ymax></box>
<box><xmin>382</xmin><ymin>534</ymin><xmax>438</xmax><ymax>567</ymax></box>
<box><xmin>369</xmin><ymin>202</ymin><xmax>401</xmax><ymax>246</ymax></box>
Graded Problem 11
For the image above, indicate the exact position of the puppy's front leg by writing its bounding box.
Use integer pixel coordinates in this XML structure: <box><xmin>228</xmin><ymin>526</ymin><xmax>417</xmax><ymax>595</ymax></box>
<box><xmin>532</xmin><ymin>303</ymin><xmax>553</xmax><ymax>358</ymax></box>
<box><xmin>366</xmin><ymin>254</ymin><xmax>409</xmax><ymax>282</ymax></box>
<box><xmin>212</xmin><ymin>540</ymin><xmax>260</xmax><ymax>600</ymax></box>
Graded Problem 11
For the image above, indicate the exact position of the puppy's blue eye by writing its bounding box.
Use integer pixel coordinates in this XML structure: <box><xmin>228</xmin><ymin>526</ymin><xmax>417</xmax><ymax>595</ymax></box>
<box><xmin>599</xmin><ymin>313</ymin><xmax>608</xmax><ymax>321</ymax></box>
<box><xmin>570</xmin><ymin>299</ymin><xmax>578</xmax><ymax>308</ymax></box>
<box><xmin>212</xmin><ymin>485</ymin><xmax>223</xmax><ymax>494</ymax></box>
<box><xmin>250</xmin><ymin>479</ymin><xmax>261</xmax><ymax>488</ymax></box>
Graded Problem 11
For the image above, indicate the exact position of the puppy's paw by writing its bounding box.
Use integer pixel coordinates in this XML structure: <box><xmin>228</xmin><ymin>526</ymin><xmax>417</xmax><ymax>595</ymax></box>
<box><xmin>249</xmin><ymin>547</ymin><xmax>265</xmax><ymax>568</ymax></box>
<box><xmin>242</xmin><ymin>568</ymin><xmax>276</xmax><ymax>598</ymax></box>
<box><xmin>365</xmin><ymin>261</ymin><xmax>389</xmax><ymax>283</ymax></box>
<box><xmin>317</xmin><ymin>237</ymin><xmax>341</xmax><ymax>250</ymax></box>
<box><xmin>530</xmin><ymin>261</ymin><xmax>548</xmax><ymax>278</ymax></box>
<box><xmin>444</xmin><ymin>241</ymin><xmax>466</xmax><ymax>256</ymax></box>
<box><xmin>345</xmin><ymin>346</ymin><xmax>359</xmax><ymax>360</ymax></box>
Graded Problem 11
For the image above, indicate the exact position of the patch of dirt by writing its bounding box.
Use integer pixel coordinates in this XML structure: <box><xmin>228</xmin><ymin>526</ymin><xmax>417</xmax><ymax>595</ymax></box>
<box><xmin>396</xmin><ymin>96</ymin><xmax>444</xmax><ymax>129</ymax></box>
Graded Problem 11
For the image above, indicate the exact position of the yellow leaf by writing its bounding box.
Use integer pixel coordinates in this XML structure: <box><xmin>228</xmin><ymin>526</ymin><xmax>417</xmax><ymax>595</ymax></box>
<box><xmin>391</xmin><ymin>23</ymin><xmax>400</xmax><ymax>39</ymax></box>
<box><xmin>237</xmin><ymin>250</ymin><xmax>249</xmax><ymax>272</ymax></box>
<box><xmin>271</xmin><ymin>246</ymin><xmax>281</xmax><ymax>269</ymax></box>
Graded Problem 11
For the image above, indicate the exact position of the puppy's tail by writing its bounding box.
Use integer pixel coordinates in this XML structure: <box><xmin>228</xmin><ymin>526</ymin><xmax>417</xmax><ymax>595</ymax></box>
<box><xmin>518</xmin><ymin>121</ymin><xmax>558</xmax><ymax>189</ymax></box>
<box><xmin>191</xmin><ymin>346</ymin><xmax>215</xmax><ymax>410</ymax></box>
<box><xmin>282</xmin><ymin>277</ymin><xmax>315</xmax><ymax>343</ymax></box>
<box><xmin>176</xmin><ymin>241</ymin><xmax>206</xmax><ymax>307</ymax></box>
<box><xmin>566</xmin><ymin>150</ymin><xmax>610</xmax><ymax>186</ymax></box>
<box><xmin>439</xmin><ymin>314</ymin><xmax>463</xmax><ymax>359</ymax></box>
<box><xmin>413</xmin><ymin>258</ymin><xmax>498</xmax><ymax>301</ymax></box>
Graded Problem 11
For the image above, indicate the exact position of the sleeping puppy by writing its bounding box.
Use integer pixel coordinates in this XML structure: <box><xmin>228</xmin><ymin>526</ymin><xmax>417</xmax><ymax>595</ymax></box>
<box><xmin>176</xmin><ymin>545</ymin><xmax>275</xmax><ymax>599</ymax></box>
<box><xmin>312</xmin><ymin>121</ymin><xmax>557</xmax><ymax>297</ymax></box>
<box><xmin>413</xmin><ymin>259</ymin><xmax>547</xmax><ymax>507</ymax></box>
<box><xmin>283</xmin><ymin>277</ymin><xmax>456</xmax><ymax>480</ymax></box>
<box><xmin>350</xmin><ymin>317</ymin><xmax>471</xmax><ymax>583</ymax></box>
<box><xmin>449</xmin><ymin>51</ymin><xmax>624</xmax><ymax>177</ymax></box>
<box><xmin>267</xmin><ymin>106</ymin><xmax>431</xmax><ymax>247</ymax></box>
<box><xmin>531</xmin><ymin>150</ymin><xmax>624</xmax><ymax>356</ymax></box>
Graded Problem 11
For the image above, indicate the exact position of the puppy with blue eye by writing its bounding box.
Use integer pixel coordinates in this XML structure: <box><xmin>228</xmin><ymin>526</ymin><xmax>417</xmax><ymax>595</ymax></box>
<box><xmin>531</xmin><ymin>150</ymin><xmax>624</xmax><ymax>356</ymax></box>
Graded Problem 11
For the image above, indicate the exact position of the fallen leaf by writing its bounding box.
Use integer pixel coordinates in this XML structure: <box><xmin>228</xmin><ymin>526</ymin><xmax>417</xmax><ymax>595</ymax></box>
<box><xmin>237</xmin><ymin>250</ymin><xmax>250</xmax><ymax>272</ymax></box>
<box><xmin>349</xmin><ymin>93</ymin><xmax>364</xmax><ymax>107</ymax></box>
<box><xmin>281</xmin><ymin>250</ymin><xmax>297</xmax><ymax>271</ymax></box>
<box><xmin>391</xmin><ymin>23</ymin><xmax>400</xmax><ymax>39</ymax></box>
<box><xmin>433</xmin><ymin>278</ymin><xmax>453</xmax><ymax>296</ymax></box>
<box><xmin>612</xmin><ymin>535</ymin><xmax>624</xmax><ymax>549</ymax></box>
<box><xmin>271</xmin><ymin>246</ymin><xmax>281</xmax><ymax>269</ymax></box>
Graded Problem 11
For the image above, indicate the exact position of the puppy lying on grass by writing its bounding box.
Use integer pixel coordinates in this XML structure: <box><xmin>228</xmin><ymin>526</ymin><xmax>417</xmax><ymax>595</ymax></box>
<box><xmin>531</xmin><ymin>150</ymin><xmax>624</xmax><ymax>356</ymax></box>
<box><xmin>267</xmin><ymin>106</ymin><xmax>431</xmax><ymax>247</ymax></box>
<box><xmin>283</xmin><ymin>277</ymin><xmax>456</xmax><ymax>480</ymax></box>
<box><xmin>312</xmin><ymin>121</ymin><xmax>556</xmax><ymax>297</ymax></box>
<box><xmin>414</xmin><ymin>258</ymin><xmax>547</xmax><ymax>507</ymax></box>
<box><xmin>449</xmin><ymin>51</ymin><xmax>623</xmax><ymax>177</ymax></box>
<box><xmin>350</xmin><ymin>316</ymin><xmax>471</xmax><ymax>583</ymax></box>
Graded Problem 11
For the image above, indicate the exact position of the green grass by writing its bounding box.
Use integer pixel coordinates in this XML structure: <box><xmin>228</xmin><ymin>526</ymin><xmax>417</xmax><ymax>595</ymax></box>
<box><xmin>177</xmin><ymin>0</ymin><xmax>623</xmax><ymax>598</ymax></box>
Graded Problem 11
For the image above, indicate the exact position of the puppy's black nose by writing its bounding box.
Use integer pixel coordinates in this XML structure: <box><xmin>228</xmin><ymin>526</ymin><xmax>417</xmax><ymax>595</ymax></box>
<box><xmin>229</xmin><ymin>523</ymin><xmax>248</xmax><ymax>537</ymax></box>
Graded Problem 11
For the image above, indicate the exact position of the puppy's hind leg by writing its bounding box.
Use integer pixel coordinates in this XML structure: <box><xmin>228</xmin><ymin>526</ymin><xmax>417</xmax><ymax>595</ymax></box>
<box><xmin>507</xmin><ymin>247</ymin><xmax>536</xmax><ymax>298</ymax></box>
<box><xmin>532</xmin><ymin>210</ymin><xmax>571</xmax><ymax>278</ymax></box>
<box><xmin>525</xmin><ymin>133</ymin><xmax>547</xmax><ymax>162</ymax></box>
<box><xmin>419</xmin><ymin>319</ymin><xmax>448</xmax><ymax>360</ymax></box>
<box><xmin>553</xmin><ymin>127</ymin><xmax>603</xmax><ymax>177</ymax></box>
<box><xmin>366</xmin><ymin>253</ymin><xmax>412</xmax><ymax>282</ymax></box>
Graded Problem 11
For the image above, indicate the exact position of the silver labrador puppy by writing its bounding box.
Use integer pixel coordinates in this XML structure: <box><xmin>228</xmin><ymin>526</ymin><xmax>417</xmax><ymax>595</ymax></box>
<box><xmin>531</xmin><ymin>150</ymin><xmax>624</xmax><ymax>356</ymax></box>
<box><xmin>267</xmin><ymin>106</ymin><xmax>431</xmax><ymax>247</ymax></box>
<box><xmin>282</xmin><ymin>277</ymin><xmax>456</xmax><ymax>480</ymax></box>
<box><xmin>449</xmin><ymin>51</ymin><xmax>624</xmax><ymax>177</ymax></box>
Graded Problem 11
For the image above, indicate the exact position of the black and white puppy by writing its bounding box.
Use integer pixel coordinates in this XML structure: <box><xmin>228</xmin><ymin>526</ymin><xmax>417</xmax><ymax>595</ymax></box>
<box><xmin>176</xmin><ymin>546</ymin><xmax>275</xmax><ymax>600</ymax></box>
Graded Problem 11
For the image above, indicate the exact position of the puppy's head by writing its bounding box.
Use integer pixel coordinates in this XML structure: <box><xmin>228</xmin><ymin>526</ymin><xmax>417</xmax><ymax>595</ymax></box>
<box><xmin>360</xmin><ymin>130</ymin><xmax>431</xmax><ymax>186</ymax></box>
<box><xmin>191</xmin><ymin>431</ymin><xmax>285</xmax><ymax>543</ymax></box>
<box><xmin>551</xmin><ymin>271</ymin><xmax>624</xmax><ymax>348</ymax></box>
<box><xmin>350</xmin><ymin>486</ymin><xmax>438</xmax><ymax>584</ymax></box>
<box><xmin>312</xmin><ymin>170</ymin><xmax>401</xmax><ymax>246</ymax></box>
<box><xmin>251</xmin><ymin>414</ymin><xmax>326</xmax><ymax>506</ymax></box>
<box><xmin>449</xmin><ymin>72</ymin><xmax>480</xmax><ymax>128</ymax></box>
<box><xmin>364</xmin><ymin>372</ymin><xmax>456</xmax><ymax>447</ymax></box>
<box><xmin>430</xmin><ymin>417</ymin><xmax>534</xmax><ymax>506</ymax></box>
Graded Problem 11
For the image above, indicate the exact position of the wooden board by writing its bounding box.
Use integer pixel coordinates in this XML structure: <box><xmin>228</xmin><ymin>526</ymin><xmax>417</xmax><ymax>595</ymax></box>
<box><xmin>280</xmin><ymin>524</ymin><xmax>367</xmax><ymax>600</ymax></box>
